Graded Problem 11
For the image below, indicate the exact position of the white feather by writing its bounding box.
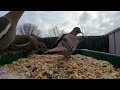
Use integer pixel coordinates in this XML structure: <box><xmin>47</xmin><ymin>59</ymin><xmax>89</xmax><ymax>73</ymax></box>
<box><xmin>0</xmin><ymin>23</ymin><xmax>11</xmax><ymax>39</ymax></box>
<box><xmin>12</xmin><ymin>42</ymin><xmax>30</xmax><ymax>47</ymax></box>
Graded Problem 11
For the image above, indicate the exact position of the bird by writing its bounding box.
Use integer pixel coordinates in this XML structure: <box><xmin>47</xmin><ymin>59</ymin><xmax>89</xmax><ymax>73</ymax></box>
<box><xmin>44</xmin><ymin>27</ymin><xmax>83</xmax><ymax>59</ymax></box>
<box><xmin>0</xmin><ymin>11</ymin><xmax>24</xmax><ymax>60</ymax></box>
<box><xmin>6</xmin><ymin>35</ymin><xmax>48</xmax><ymax>53</ymax></box>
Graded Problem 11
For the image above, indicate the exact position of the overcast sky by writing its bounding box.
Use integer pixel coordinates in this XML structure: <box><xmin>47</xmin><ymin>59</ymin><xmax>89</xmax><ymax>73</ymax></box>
<box><xmin>0</xmin><ymin>11</ymin><xmax>120</xmax><ymax>37</ymax></box>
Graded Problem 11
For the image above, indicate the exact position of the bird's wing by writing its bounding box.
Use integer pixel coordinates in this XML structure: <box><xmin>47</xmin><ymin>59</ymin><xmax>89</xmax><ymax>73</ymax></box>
<box><xmin>11</xmin><ymin>42</ymin><xmax>30</xmax><ymax>47</ymax></box>
<box><xmin>62</xmin><ymin>34</ymin><xmax>80</xmax><ymax>51</ymax></box>
<box><xmin>52</xmin><ymin>34</ymin><xmax>67</xmax><ymax>48</ymax></box>
<box><xmin>0</xmin><ymin>17</ymin><xmax>11</xmax><ymax>39</ymax></box>
<box><xmin>72</xmin><ymin>39</ymin><xmax>80</xmax><ymax>51</ymax></box>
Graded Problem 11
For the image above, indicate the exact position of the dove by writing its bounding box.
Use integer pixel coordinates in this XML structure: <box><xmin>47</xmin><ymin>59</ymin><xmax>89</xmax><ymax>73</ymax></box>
<box><xmin>0</xmin><ymin>11</ymin><xmax>24</xmax><ymax>60</ymax></box>
<box><xmin>44</xmin><ymin>27</ymin><xmax>83</xmax><ymax>58</ymax></box>
<box><xmin>6</xmin><ymin>35</ymin><xmax>48</xmax><ymax>53</ymax></box>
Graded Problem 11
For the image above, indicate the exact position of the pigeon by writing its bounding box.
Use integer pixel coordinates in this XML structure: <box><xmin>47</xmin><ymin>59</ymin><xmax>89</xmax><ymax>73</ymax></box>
<box><xmin>0</xmin><ymin>11</ymin><xmax>24</xmax><ymax>60</ymax></box>
<box><xmin>44</xmin><ymin>27</ymin><xmax>83</xmax><ymax>58</ymax></box>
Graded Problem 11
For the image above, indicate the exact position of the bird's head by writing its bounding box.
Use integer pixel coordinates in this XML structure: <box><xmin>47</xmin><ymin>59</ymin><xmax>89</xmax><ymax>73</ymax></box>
<box><xmin>72</xmin><ymin>27</ymin><xmax>83</xmax><ymax>35</ymax></box>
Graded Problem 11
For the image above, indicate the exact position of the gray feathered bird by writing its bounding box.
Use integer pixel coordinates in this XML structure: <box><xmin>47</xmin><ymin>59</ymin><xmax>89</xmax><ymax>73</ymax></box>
<box><xmin>44</xmin><ymin>27</ymin><xmax>83</xmax><ymax>58</ymax></box>
<box><xmin>0</xmin><ymin>11</ymin><xmax>24</xmax><ymax>60</ymax></box>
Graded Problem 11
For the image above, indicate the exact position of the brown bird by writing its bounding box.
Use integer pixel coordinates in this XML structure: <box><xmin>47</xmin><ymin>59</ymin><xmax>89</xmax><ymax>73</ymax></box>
<box><xmin>6</xmin><ymin>35</ymin><xmax>48</xmax><ymax>53</ymax></box>
<box><xmin>44</xmin><ymin>27</ymin><xmax>83</xmax><ymax>59</ymax></box>
<box><xmin>0</xmin><ymin>11</ymin><xmax>24</xmax><ymax>60</ymax></box>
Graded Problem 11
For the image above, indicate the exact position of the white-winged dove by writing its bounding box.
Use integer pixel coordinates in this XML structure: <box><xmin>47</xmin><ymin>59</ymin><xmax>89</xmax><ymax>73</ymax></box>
<box><xmin>0</xmin><ymin>11</ymin><xmax>24</xmax><ymax>59</ymax></box>
<box><xmin>6</xmin><ymin>35</ymin><xmax>48</xmax><ymax>52</ymax></box>
<box><xmin>44</xmin><ymin>27</ymin><xmax>83</xmax><ymax>58</ymax></box>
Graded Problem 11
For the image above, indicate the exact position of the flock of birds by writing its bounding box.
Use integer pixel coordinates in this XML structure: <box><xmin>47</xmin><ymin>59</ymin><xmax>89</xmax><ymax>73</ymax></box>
<box><xmin>0</xmin><ymin>11</ymin><xmax>83</xmax><ymax>60</ymax></box>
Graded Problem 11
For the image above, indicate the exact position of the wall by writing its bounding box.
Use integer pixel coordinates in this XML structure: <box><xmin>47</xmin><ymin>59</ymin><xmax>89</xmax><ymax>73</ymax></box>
<box><xmin>109</xmin><ymin>33</ymin><xmax>115</xmax><ymax>54</ymax></box>
<box><xmin>77</xmin><ymin>36</ymin><xmax>108</xmax><ymax>52</ymax></box>
<box><xmin>115</xmin><ymin>31</ymin><xmax>120</xmax><ymax>54</ymax></box>
<box><xmin>108</xmin><ymin>30</ymin><xmax>120</xmax><ymax>55</ymax></box>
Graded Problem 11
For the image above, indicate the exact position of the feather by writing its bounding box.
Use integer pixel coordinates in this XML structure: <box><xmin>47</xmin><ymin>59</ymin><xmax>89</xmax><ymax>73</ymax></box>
<box><xmin>0</xmin><ymin>17</ymin><xmax>12</xmax><ymax>39</ymax></box>
<box><xmin>12</xmin><ymin>42</ymin><xmax>30</xmax><ymax>47</ymax></box>
<box><xmin>0</xmin><ymin>23</ymin><xmax>11</xmax><ymax>39</ymax></box>
<box><xmin>52</xmin><ymin>34</ymin><xmax>67</xmax><ymax>48</ymax></box>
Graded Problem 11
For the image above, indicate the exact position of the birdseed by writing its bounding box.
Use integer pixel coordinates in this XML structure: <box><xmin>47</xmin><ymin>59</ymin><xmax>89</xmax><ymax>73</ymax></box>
<box><xmin>0</xmin><ymin>54</ymin><xmax>120</xmax><ymax>79</ymax></box>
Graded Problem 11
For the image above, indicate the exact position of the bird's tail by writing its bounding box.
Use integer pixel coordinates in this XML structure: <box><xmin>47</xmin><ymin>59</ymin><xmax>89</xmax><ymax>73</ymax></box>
<box><xmin>44</xmin><ymin>46</ymin><xmax>66</xmax><ymax>54</ymax></box>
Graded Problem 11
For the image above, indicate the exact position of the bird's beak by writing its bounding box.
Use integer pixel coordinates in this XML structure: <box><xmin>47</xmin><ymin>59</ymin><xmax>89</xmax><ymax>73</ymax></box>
<box><xmin>79</xmin><ymin>31</ymin><xmax>83</xmax><ymax>35</ymax></box>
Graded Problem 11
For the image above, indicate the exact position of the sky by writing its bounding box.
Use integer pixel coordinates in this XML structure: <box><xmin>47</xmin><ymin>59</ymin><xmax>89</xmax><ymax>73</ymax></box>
<box><xmin>0</xmin><ymin>11</ymin><xmax>120</xmax><ymax>37</ymax></box>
